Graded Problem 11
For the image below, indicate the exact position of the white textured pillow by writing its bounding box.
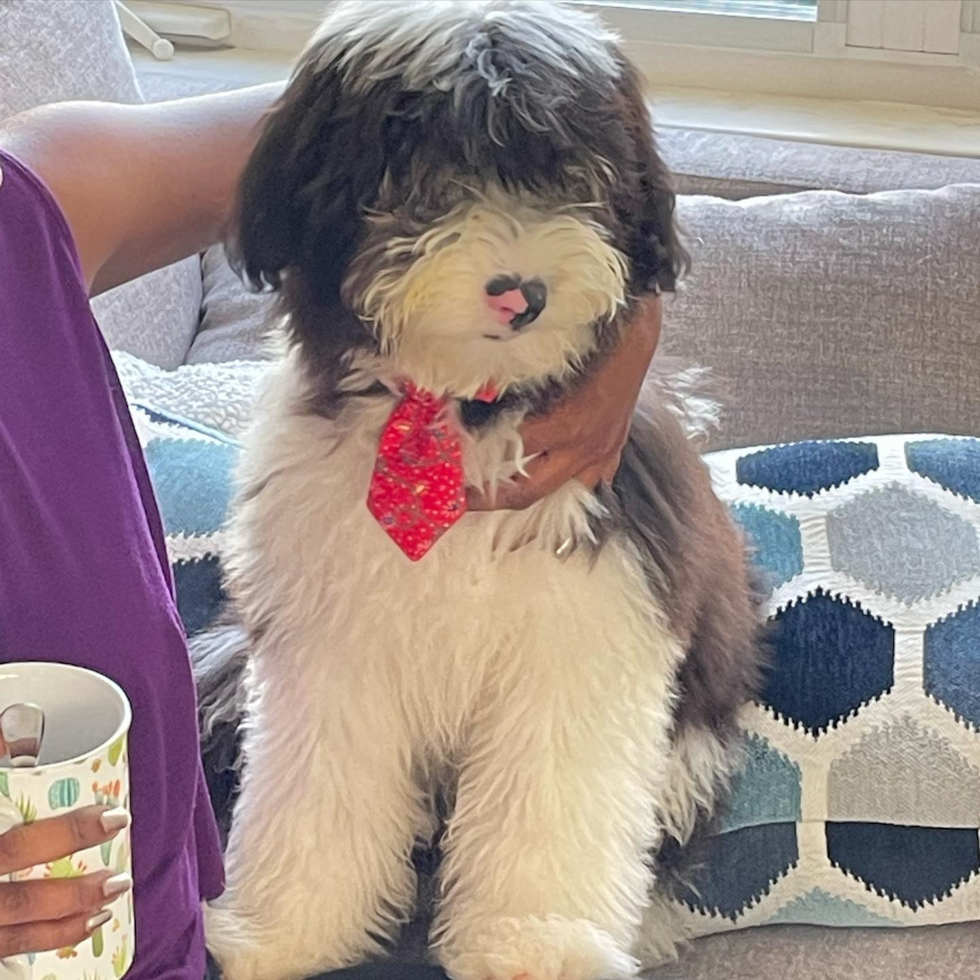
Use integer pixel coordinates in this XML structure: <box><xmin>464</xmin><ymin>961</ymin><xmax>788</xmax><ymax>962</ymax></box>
<box><xmin>0</xmin><ymin>0</ymin><xmax>202</xmax><ymax>368</ymax></box>
<box><xmin>112</xmin><ymin>351</ymin><xmax>269</xmax><ymax>438</ymax></box>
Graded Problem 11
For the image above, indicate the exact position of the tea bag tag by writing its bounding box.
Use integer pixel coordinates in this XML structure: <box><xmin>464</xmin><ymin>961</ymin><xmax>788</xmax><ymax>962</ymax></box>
<box><xmin>0</xmin><ymin>703</ymin><xmax>45</xmax><ymax>768</ymax></box>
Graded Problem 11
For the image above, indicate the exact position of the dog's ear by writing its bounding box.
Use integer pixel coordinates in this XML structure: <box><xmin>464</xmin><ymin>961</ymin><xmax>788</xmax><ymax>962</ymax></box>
<box><xmin>613</xmin><ymin>63</ymin><xmax>689</xmax><ymax>294</ymax></box>
<box><xmin>229</xmin><ymin>53</ymin><xmax>388</xmax><ymax>306</ymax></box>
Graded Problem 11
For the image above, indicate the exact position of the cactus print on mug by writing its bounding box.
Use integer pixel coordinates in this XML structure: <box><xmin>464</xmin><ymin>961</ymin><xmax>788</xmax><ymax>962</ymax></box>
<box><xmin>1</xmin><ymin>732</ymin><xmax>133</xmax><ymax>978</ymax></box>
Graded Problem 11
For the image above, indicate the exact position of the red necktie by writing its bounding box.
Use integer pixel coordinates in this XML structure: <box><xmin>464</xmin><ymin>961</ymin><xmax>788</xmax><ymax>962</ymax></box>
<box><xmin>367</xmin><ymin>381</ymin><xmax>497</xmax><ymax>561</ymax></box>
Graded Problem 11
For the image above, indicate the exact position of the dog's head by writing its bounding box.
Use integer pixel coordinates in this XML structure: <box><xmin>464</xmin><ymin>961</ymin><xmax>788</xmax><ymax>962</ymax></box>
<box><xmin>234</xmin><ymin>0</ymin><xmax>686</xmax><ymax>398</ymax></box>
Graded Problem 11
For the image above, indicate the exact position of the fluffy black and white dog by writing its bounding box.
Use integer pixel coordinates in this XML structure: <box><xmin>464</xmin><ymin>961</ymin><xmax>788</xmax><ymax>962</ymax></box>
<box><xmin>200</xmin><ymin>3</ymin><xmax>763</xmax><ymax>979</ymax></box>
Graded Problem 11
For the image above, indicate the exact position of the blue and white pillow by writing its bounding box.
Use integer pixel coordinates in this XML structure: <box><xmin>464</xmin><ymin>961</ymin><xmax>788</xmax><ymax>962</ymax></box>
<box><xmin>132</xmin><ymin>405</ymin><xmax>238</xmax><ymax>635</ymax></box>
<box><xmin>137</xmin><ymin>412</ymin><xmax>980</xmax><ymax>933</ymax></box>
<box><xmin>677</xmin><ymin>434</ymin><xmax>980</xmax><ymax>935</ymax></box>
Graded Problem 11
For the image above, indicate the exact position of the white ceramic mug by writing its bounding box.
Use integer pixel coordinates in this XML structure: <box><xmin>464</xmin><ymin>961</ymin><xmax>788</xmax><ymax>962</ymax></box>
<box><xmin>0</xmin><ymin>663</ymin><xmax>134</xmax><ymax>980</ymax></box>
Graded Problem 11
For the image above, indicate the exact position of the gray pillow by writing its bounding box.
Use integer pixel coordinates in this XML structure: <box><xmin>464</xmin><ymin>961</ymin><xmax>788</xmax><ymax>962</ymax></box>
<box><xmin>91</xmin><ymin>264</ymin><xmax>203</xmax><ymax>368</ymax></box>
<box><xmin>0</xmin><ymin>0</ymin><xmax>202</xmax><ymax>369</ymax></box>
<box><xmin>185</xmin><ymin>244</ymin><xmax>278</xmax><ymax>364</ymax></box>
<box><xmin>663</xmin><ymin>184</ymin><xmax>980</xmax><ymax>451</ymax></box>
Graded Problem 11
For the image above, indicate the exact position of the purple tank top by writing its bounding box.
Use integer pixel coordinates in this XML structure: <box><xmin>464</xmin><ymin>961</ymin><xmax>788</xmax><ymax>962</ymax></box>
<box><xmin>0</xmin><ymin>151</ymin><xmax>223</xmax><ymax>978</ymax></box>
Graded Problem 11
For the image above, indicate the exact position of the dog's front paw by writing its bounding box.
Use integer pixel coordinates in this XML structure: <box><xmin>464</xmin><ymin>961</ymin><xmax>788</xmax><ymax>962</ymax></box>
<box><xmin>205</xmin><ymin>904</ymin><xmax>262</xmax><ymax>980</ymax></box>
<box><xmin>205</xmin><ymin>903</ymin><xmax>306</xmax><ymax>980</ymax></box>
<box><xmin>206</xmin><ymin>897</ymin><xmax>377</xmax><ymax>980</ymax></box>
<box><xmin>439</xmin><ymin>915</ymin><xmax>638</xmax><ymax>980</ymax></box>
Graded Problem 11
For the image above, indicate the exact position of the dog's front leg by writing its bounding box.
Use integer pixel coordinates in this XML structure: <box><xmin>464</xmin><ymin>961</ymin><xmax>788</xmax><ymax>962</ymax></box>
<box><xmin>204</xmin><ymin>657</ymin><xmax>425</xmax><ymax>980</ymax></box>
<box><xmin>432</xmin><ymin>555</ymin><xmax>681</xmax><ymax>980</ymax></box>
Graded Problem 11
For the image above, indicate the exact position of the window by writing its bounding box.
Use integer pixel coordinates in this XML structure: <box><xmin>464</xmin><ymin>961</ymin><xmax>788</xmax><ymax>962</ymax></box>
<box><xmin>596</xmin><ymin>0</ymin><xmax>817</xmax><ymax>19</ymax></box>
<box><xmin>578</xmin><ymin>0</ymin><xmax>973</xmax><ymax>61</ymax></box>
<box><xmin>574</xmin><ymin>0</ymin><xmax>818</xmax><ymax>54</ymax></box>
<box><xmin>143</xmin><ymin>0</ymin><xmax>980</xmax><ymax>111</ymax></box>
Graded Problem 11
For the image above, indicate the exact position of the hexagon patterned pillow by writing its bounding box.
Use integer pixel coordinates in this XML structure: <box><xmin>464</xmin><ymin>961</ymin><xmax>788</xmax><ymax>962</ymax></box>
<box><xmin>674</xmin><ymin>434</ymin><xmax>980</xmax><ymax>936</ymax></box>
<box><xmin>132</xmin><ymin>403</ymin><xmax>237</xmax><ymax>636</ymax></box>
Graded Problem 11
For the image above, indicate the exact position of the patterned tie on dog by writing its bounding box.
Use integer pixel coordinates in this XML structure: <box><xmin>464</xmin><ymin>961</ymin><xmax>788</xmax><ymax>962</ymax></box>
<box><xmin>368</xmin><ymin>381</ymin><xmax>497</xmax><ymax>561</ymax></box>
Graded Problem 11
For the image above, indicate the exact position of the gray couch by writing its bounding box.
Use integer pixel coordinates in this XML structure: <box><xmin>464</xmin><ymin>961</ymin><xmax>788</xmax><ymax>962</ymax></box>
<box><xmin>154</xmin><ymin>123</ymin><xmax>979</xmax><ymax>980</ymax></box>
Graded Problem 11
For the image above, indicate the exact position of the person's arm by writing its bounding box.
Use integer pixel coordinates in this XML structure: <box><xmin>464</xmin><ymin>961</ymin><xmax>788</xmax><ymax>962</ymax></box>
<box><xmin>0</xmin><ymin>83</ymin><xmax>284</xmax><ymax>295</ymax></box>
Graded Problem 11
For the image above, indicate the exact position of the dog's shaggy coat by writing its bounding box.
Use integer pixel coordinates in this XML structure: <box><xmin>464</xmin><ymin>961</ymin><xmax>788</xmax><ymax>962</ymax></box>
<box><xmin>197</xmin><ymin>3</ymin><xmax>763</xmax><ymax>979</ymax></box>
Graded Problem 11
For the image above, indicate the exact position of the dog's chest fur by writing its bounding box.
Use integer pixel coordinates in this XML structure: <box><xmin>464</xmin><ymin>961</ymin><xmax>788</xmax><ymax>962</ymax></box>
<box><xmin>225</xmin><ymin>357</ymin><xmax>682</xmax><ymax>762</ymax></box>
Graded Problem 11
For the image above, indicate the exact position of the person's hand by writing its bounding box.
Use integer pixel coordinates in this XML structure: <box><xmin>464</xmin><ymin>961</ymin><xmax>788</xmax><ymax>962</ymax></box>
<box><xmin>469</xmin><ymin>294</ymin><xmax>663</xmax><ymax>511</ymax></box>
<box><xmin>0</xmin><ymin>733</ymin><xmax>131</xmax><ymax>960</ymax></box>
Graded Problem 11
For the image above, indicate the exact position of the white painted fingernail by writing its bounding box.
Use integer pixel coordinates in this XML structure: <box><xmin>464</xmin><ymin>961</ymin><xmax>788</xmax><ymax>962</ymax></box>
<box><xmin>100</xmin><ymin>808</ymin><xmax>131</xmax><ymax>834</ymax></box>
<box><xmin>102</xmin><ymin>873</ymin><xmax>132</xmax><ymax>899</ymax></box>
<box><xmin>86</xmin><ymin>909</ymin><xmax>112</xmax><ymax>933</ymax></box>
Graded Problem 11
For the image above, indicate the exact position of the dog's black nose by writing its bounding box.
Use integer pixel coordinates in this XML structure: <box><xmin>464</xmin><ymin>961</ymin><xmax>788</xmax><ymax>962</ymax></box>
<box><xmin>485</xmin><ymin>275</ymin><xmax>548</xmax><ymax>330</ymax></box>
<box><xmin>516</xmin><ymin>279</ymin><xmax>547</xmax><ymax>328</ymax></box>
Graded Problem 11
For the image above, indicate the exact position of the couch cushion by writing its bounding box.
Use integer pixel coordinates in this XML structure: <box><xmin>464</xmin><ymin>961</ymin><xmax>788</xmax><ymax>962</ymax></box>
<box><xmin>185</xmin><ymin>245</ymin><xmax>279</xmax><ymax>364</ymax></box>
<box><xmin>667</xmin><ymin>434</ymin><xmax>980</xmax><ymax>940</ymax></box>
<box><xmin>184</xmin><ymin>184</ymin><xmax>980</xmax><ymax>458</ymax></box>
<box><xmin>91</xmin><ymin>265</ymin><xmax>204</xmax><ymax>369</ymax></box>
<box><xmin>0</xmin><ymin>0</ymin><xmax>140</xmax><ymax>113</ymax></box>
<box><xmin>0</xmin><ymin>0</ymin><xmax>202</xmax><ymax>368</ymax></box>
<box><xmin>664</xmin><ymin>184</ymin><xmax>980</xmax><ymax>452</ymax></box>
<box><xmin>135</xmin><ymin>71</ymin><xmax>280</xmax><ymax>367</ymax></box>
<box><xmin>649</xmin><ymin>922</ymin><xmax>980</xmax><ymax>980</ymax></box>
<box><xmin>660</xmin><ymin>127</ymin><xmax>980</xmax><ymax>200</ymax></box>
